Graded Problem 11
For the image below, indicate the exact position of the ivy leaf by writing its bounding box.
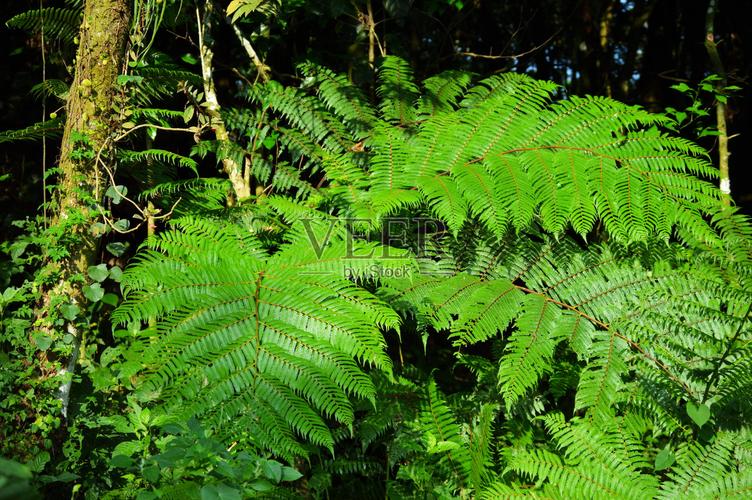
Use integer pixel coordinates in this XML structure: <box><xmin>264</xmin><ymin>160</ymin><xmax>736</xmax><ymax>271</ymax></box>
<box><xmin>105</xmin><ymin>185</ymin><xmax>128</xmax><ymax>205</ymax></box>
<box><xmin>60</xmin><ymin>303</ymin><xmax>80</xmax><ymax>321</ymax></box>
<box><xmin>106</xmin><ymin>242</ymin><xmax>130</xmax><ymax>257</ymax></box>
<box><xmin>280</xmin><ymin>466</ymin><xmax>302</xmax><ymax>482</ymax></box>
<box><xmin>142</xmin><ymin>464</ymin><xmax>160</xmax><ymax>483</ymax></box>
<box><xmin>262</xmin><ymin>460</ymin><xmax>283</xmax><ymax>483</ymax></box>
<box><xmin>248</xmin><ymin>480</ymin><xmax>274</xmax><ymax>492</ymax></box>
<box><xmin>10</xmin><ymin>241</ymin><xmax>28</xmax><ymax>260</ymax></box>
<box><xmin>101</xmin><ymin>293</ymin><xmax>119</xmax><ymax>307</ymax></box>
<box><xmin>183</xmin><ymin>106</ymin><xmax>195</xmax><ymax>124</ymax></box>
<box><xmin>32</xmin><ymin>332</ymin><xmax>53</xmax><ymax>351</ymax></box>
<box><xmin>109</xmin><ymin>266</ymin><xmax>123</xmax><ymax>282</ymax></box>
<box><xmin>686</xmin><ymin>401</ymin><xmax>711</xmax><ymax>427</ymax></box>
<box><xmin>109</xmin><ymin>455</ymin><xmax>133</xmax><ymax>469</ymax></box>
<box><xmin>654</xmin><ymin>448</ymin><xmax>675</xmax><ymax>471</ymax></box>
<box><xmin>200</xmin><ymin>483</ymin><xmax>242</xmax><ymax>500</ymax></box>
<box><xmin>670</xmin><ymin>82</ymin><xmax>691</xmax><ymax>94</ymax></box>
<box><xmin>181</xmin><ymin>53</ymin><xmax>198</xmax><ymax>65</ymax></box>
<box><xmin>83</xmin><ymin>283</ymin><xmax>105</xmax><ymax>302</ymax></box>
<box><xmin>88</xmin><ymin>264</ymin><xmax>109</xmax><ymax>282</ymax></box>
<box><xmin>113</xmin><ymin>219</ymin><xmax>130</xmax><ymax>232</ymax></box>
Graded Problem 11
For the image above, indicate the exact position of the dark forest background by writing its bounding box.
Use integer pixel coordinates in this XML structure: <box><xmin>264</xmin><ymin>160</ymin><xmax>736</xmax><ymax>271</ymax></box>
<box><xmin>2</xmin><ymin>0</ymin><xmax>751</xmax><ymax>234</ymax></box>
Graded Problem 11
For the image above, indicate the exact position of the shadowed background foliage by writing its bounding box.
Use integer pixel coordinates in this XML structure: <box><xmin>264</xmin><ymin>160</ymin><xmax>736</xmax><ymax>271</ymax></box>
<box><xmin>2</xmin><ymin>0</ymin><xmax>751</xmax><ymax>235</ymax></box>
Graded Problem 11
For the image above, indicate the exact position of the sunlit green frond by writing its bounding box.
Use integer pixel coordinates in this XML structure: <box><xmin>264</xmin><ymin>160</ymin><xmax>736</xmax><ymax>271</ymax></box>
<box><xmin>300</xmin><ymin>62</ymin><xmax>378</xmax><ymax>138</ymax></box>
<box><xmin>0</xmin><ymin>118</ymin><xmax>63</xmax><ymax>143</ymax></box>
<box><xmin>377</xmin><ymin>56</ymin><xmax>419</xmax><ymax>126</ymax></box>
<box><xmin>113</xmin><ymin>217</ymin><xmax>412</xmax><ymax>457</ymax></box>
<box><xmin>418</xmin><ymin>70</ymin><xmax>473</xmax><ymax>116</ymax></box>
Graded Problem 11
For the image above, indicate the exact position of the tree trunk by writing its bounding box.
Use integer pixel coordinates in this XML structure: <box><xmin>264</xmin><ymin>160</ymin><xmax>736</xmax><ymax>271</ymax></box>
<box><xmin>197</xmin><ymin>1</ymin><xmax>252</xmax><ymax>203</ymax></box>
<box><xmin>53</xmin><ymin>0</ymin><xmax>131</xmax><ymax>416</ymax></box>
<box><xmin>57</xmin><ymin>0</ymin><xmax>131</xmax><ymax>271</ymax></box>
<box><xmin>704</xmin><ymin>0</ymin><xmax>731</xmax><ymax>204</ymax></box>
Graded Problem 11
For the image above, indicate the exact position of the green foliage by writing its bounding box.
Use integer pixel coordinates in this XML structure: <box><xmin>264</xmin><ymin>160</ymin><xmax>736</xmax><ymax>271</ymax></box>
<box><xmin>0</xmin><ymin>118</ymin><xmax>63</xmax><ymax>143</ymax></box>
<box><xmin>6</xmin><ymin>7</ymin><xmax>82</xmax><ymax>43</ymax></box>
<box><xmin>113</xmin><ymin>216</ymin><xmax>414</xmax><ymax>459</ymax></box>
<box><xmin>2</xmin><ymin>8</ymin><xmax>751</xmax><ymax>495</ymax></box>
<box><xmin>104</xmin><ymin>56</ymin><xmax>752</xmax><ymax>497</ymax></box>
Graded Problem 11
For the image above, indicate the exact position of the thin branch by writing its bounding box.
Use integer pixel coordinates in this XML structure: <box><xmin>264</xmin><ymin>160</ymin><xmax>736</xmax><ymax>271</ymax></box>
<box><xmin>460</xmin><ymin>31</ymin><xmax>559</xmax><ymax>60</ymax></box>
<box><xmin>196</xmin><ymin>2</ymin><xmax>251</xmax><ymax>201</ymax></box>
<box><xmin>40</xmin><ymin>0</ymin><xmax>47</xmax><ymax>227</ymax></box>
<box><xmin>705</xmin><ymin>0</ymin><xmax>731</xmax><ymax>203</ymax></box>
<box><xmin>230</xmin><ymin>23</ymin><xmax>270</xmax><ymax>83</ymax></box>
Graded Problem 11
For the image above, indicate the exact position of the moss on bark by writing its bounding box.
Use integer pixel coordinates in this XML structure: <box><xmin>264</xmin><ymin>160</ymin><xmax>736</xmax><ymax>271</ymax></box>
<box><xmin>57</xmin><ymin>0</ymin><xmax>131</xmax><ymax>276</ymax></box>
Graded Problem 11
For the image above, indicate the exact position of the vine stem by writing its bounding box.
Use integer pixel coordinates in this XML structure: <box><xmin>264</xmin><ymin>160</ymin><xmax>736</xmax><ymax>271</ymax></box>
<box><xmin>702</xmin><ymin>300</ymin><xmax>752</xmax><ymax>403</ymax></box>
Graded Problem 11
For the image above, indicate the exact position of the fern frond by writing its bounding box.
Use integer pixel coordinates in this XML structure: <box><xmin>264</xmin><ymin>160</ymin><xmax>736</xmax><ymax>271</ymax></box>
<box><xmin>248</xmin><ymin>82</ymin><xmax>354</xmax><ymax>153</ymax></box>
<box><xmin>498</xmin><ymin>295</ymin><xmax>563</xmax><ymax>410</ymax></box>
<box><xmin>114</xmin><ymin>217</ymin><xmax>413</xmax><ymax>457</ymax></box>
<box><xmin>377</xmin><ymin>56</ymin><xmax>419</xmax><ymax>126</ymax></box>
<box><xmin>418</xmin><ymin>70</ymin><xmax>474</xmax><ymax>116</ymax></box>
<box><xmin>119</xmin><ymin>148</ymin><xmax>199</xmax><ymax>174</ymax></box>
<box><xmin>30</xmin><ymin>79</ymin><xmax>69</xmax><ymax>101</ymax></box>
<box><xmin>657</xmin><ymin>433</ymin><xmax>737</xmax><ymax>498</ymax></box>
<box><xmin>0</xmin><ymin>118</ymin><xmax>63</xmax><ymax>143</ymax></box>
<box><xmin>300</xmin><ymin>62</ymin><xmax>378</xmax><ymax>138</ymax></box>
<box><xmin>6</xmin><ymin>7</ymin><xmax>82</xmax><ymax>42</ymax></box>
<box><xmin>507</xmin><ymin>414</ymin><xmax>658</xmax><ymax>499</ymax></box>
<box><xmin>418</xmin><ymin>379</ymin><xmax>473</xmax><ymax>484</ymax></box>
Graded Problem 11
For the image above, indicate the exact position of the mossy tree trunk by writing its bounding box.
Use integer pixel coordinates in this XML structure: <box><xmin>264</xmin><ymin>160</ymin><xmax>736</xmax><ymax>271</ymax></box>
<box><xmin>50</xmin><ymin>0</ymin><xmax>131</xmax><ymax>415</ymax></box>
<box><xmin>57</xmin><ymin>0</ymin><xmax>131</xmax><ymax>271</ymax></box>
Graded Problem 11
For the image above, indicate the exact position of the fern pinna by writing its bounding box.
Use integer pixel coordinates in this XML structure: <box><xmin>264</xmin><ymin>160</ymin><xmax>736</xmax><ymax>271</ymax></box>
<box><xmin>116</xmin><ymin>56</ymin><xmax>752</xmax><ymax>496</ymax></box>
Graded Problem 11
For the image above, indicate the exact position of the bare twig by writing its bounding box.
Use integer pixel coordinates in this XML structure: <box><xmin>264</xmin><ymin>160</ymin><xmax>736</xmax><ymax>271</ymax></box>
<box><xmin>460</xmin><ymin>31</ymin><xmax>559</xmax><ymax>60</ymax></box>
<box><xmin>230</xmin><ymin>23</ymin><xmax>270</xmax><ymax>83</ymax></box>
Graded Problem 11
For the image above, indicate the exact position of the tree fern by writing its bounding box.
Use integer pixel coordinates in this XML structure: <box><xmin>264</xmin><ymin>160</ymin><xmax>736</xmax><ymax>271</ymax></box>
<box><xmin>502</xmin><ymin>414</ymin><xmax>750</xmax><ymax>498</ymax></box>
<box><xmin>377</xmin><ymin>56</ymin><xmax>420</xmax><ymax>126</ymax></box>
<box><xmin>113</xmin><ymin>216</ymin><xmax>414</xmax><ymax>459</ymax></box>
<box><xmin>111</xmin><ymin>56</ymin><xmax>752</xmax><ymax>491</ymax></box>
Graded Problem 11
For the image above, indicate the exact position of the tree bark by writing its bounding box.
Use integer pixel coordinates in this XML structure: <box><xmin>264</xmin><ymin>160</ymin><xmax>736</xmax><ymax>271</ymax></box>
<box><xmin>197</xmin><ymin>1</ymin><xmax>252</xmax><ymax>203</ymax></box>
<box><xmin>704</xmin><ymin>0</ymin><xmax>731</xmax><ymax>204</ymax></box>
<box><xmin>57</xmin><ymin>0</ymin><xmax>131</xmax><ymax>272</ymax></box>
<box><xmin>52</xmin><ymin>0</ymin><xmax>131</xmax><ymax>416</ymax></box>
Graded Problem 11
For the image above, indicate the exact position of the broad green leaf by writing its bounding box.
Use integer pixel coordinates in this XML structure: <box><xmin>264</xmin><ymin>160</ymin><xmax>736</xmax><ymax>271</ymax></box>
<box><xmin>654</xmin><ymin>448</ymin><xmax>675</xmax><ymax>471</ymax></box>
<box><xmin>83</xmin><ymin>283</ymin><xmax>105</xmax><ymax>302</ymax></box>
<box><xmin>60</xmin><ymin>304</ymin><xmax>80</xmax><ymax>321</ymax></box>
<box><xmin>32</xmin><ymin>332</ymin><xmax>53</xmax><ymax>351</ymax></box>
<box><xmin>686</xmin><ymin>402</ymin><xmax>711</xmax><ymax>427</ymax></box>
<box><xmin>88</xmin><ymin>264</ymin><xmax>109</xmax><ymax>282</ymax></box>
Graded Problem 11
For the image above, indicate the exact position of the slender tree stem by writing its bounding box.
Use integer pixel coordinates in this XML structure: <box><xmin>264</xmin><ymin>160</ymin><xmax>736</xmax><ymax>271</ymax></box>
<box><xmin>196</xmin><ymin>2</ymin><xmax>251</xmax><ymax>202</ymax></box>
<box><xmin>231</xmin><ymin>23</ymin><xmax>270</xmax><ymax>82</ymax></box>
<box><xmin>705</xmin><ymin>0</ymin><xmax>731</xmax><ymax>203</ymax></box>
